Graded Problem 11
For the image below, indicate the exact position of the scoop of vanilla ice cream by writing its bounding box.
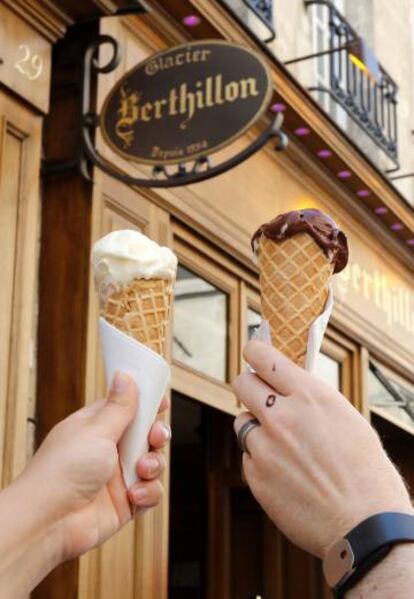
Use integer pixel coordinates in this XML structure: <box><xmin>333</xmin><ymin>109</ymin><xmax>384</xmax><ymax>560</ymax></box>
<box><xmin>91</xmin><ymin>230</ymin><xmax>177</xmax><ymax>290</ymax></box>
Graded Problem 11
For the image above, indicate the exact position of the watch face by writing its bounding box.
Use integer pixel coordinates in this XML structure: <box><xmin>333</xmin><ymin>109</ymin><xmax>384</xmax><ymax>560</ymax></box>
<box><xmin>323</xmin><ymin>538</ymin><xmax>355</xmax><ymax>588</ymax></box>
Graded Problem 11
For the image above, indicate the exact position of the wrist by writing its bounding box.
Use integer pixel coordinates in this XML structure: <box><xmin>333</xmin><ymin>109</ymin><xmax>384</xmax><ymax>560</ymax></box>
<box><xmin>0</xmin><ymin>476</ymin><xmax>64</xmax><ymax>599</ymax></box>
<box><xmin>7</xmin><ymin>473</ymin><xmax>65</xmax><ymax>567</ymax></box>
<box><xmin>324</xmin><ymin>511</ymin><xmax>414</xmax><ymax>598</ymax></box>
<box><xmin>325</xmin><ymin>495</ymin><xmax>414</xmax><ymax>559</ymax></box>
<box><xmin>348</xmin><ymin>543</ymin><xmax>414</xmax><ymax>598</ymax></box>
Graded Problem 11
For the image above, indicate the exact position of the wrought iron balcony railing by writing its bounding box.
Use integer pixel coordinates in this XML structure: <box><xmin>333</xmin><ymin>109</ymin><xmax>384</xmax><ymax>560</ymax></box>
<box><xmin>221</xmin><ymin>0</ymin><xmax>275</xmax><ymax>42</ymax></box>
<box><xmin>299</xmin><ymin>1</ymin><xmax>399</xmax><ymax>169</ymax></box>
<box><xmin>243</xmin><ymin>0</ymin><xmax>274</xmax><ymax>34</ymax></box>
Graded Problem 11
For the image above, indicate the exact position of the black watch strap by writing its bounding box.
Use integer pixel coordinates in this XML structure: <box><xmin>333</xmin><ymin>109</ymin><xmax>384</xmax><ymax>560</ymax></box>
<box><xmin>323</xmin><ymin>512</ymin><xmax>414</xmax><ymax>598</ymax></box>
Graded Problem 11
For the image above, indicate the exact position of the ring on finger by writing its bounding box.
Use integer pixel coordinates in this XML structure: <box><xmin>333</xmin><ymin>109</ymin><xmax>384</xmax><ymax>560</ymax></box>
<box><xmin>237</xmin><ymin>418</ymin><xmax>261</xmax><ymax>455</ymax></box>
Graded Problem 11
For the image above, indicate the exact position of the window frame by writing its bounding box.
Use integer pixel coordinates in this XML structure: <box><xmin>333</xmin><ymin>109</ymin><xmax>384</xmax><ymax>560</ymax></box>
<box><xmin>239</xmin><ymin>281</ymin><xmax>261</xmax><ymax>371</ymax></box>
<box><xmin>320</xmin><ymin>327</ymin><xmax>361</xmax><ymax>406</ymax></box>
<box><xmin>311</xmin><ymin>0</ymin><xmax>347</xmax><ymax>128</ymax></box>
<box><xmin>172</xmin><ymin>225</ymin><xmax>241</xmax><ymax>415</ymax></box>
<box><xmin>367</xmin><ymin>357</ymin><xmax>414</xmax><ymax>436</ymax></box>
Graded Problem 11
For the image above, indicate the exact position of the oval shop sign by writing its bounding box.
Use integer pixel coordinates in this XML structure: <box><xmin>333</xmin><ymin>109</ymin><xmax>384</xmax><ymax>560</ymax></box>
<box><xmin>100</xmin><ymin>40</ymin><xmax>273</xmax><ymax>165</ymax></box>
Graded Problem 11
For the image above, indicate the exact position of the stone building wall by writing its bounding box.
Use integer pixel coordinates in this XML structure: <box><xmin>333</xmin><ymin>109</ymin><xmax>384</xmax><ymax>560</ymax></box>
<box><xmin>253</xmin><ymin>0</ymin><xmax>414</xmax><ymax>204</ymax></box>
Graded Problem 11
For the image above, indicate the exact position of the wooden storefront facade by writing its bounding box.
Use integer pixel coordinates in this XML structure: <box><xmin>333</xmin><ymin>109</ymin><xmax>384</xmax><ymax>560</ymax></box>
<box><xmin>1</xmin><ymin>1</ymin><xmax>414</xmax><ymax>598</ymax></box>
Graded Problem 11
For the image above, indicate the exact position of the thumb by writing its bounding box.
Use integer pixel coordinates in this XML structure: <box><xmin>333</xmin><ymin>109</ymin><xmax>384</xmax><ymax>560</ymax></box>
<box><xmin>91</xmin><ymin>371</ymin><xmax>138</xmax><ymax>442</ymax></box>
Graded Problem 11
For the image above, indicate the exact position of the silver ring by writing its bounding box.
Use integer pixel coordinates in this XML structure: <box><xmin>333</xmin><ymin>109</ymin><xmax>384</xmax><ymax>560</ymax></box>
<box><xmin>237</xmin><ymin>418</ymin><xmax>260</xmax><ymax>454</ymax></box>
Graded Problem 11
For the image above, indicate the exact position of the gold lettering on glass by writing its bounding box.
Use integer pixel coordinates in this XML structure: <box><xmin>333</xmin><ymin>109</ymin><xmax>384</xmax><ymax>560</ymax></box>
<box><xmin>336</xmin><ymin>263</ymin><xmax>414</xmax><ymax>334</ymax></box>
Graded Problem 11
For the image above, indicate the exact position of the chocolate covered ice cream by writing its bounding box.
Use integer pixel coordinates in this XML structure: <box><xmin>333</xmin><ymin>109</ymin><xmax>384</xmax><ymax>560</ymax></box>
<box><xmin>251</xmin><ymin>209</ymin><xmax>348</xmax><ymax>273</ymax></box>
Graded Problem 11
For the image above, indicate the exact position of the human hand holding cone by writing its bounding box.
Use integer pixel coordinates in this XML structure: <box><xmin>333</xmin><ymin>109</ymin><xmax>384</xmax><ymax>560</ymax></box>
<box><xmin>251</xmin><ymin>209</ymin><xmax>348</xmax><ymax>367</ymax></box>
<box><xmin>91</xmin><ymin>229</ymin><xmax>177</xmax><ymax>487</ymax></box>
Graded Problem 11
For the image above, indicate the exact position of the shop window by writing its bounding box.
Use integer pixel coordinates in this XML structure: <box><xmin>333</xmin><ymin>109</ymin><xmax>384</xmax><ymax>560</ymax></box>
<box><xmin>247</xmin><ymin>307</ymin><xmax>262</xmax><ymax>340</ymax></box>
<box><xmin>314</xmin><ymin>352</ymin><xmax>341</xmax><ymax>390</ymax></box>
<box><xmin>173</xmin><ymin>265</ymin><xmax>229</xmax><ymax>382</ymax></box>
<box><xmin>368</xmin><ymin>362</ymin><xmax>414</xmax><ymax>434</ymax></box>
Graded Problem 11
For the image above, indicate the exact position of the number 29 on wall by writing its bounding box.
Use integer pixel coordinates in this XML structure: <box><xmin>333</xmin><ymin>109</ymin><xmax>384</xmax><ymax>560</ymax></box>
<box><xmin>14</xmin><ymin>44</ymin><xmax>43</xmax><ymax>80</ymax></box>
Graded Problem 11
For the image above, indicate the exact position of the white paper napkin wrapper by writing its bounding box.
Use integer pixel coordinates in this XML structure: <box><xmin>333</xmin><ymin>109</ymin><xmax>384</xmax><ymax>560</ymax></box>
<box><xmin>99</xmin><ymin>317</ymin><xmax>170</xmax><ymax>488</ymax></box>
<box><xmin>249</xmin><ymin>286</ymin><xmax>334</xmax><ymax>372</ymax></box>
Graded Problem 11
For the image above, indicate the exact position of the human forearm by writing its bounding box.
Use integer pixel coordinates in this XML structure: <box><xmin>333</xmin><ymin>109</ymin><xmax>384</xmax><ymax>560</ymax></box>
<box><xmin>0</xmin><ymin>475</ymin><xmax>62</xmax><ymax>599</ymax></box>
<box><xmin>347</xmin><ymin>544</ymin><xmax>414</xmax><ymax>599</ymax></box>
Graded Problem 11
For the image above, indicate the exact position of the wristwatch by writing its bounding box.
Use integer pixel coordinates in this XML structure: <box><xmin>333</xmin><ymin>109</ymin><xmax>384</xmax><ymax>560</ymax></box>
<box><xmin>323</xmin><ymin>512</ymin><xmax>414</xmax><ymax>598</ymax></box>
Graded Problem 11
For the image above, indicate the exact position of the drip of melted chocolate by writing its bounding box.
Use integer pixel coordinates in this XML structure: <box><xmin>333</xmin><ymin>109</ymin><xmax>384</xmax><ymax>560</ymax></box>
<box><xmin>251</xmin><ymin>209</ymin><xmax>349</xmax><ymax>273</ymax></box>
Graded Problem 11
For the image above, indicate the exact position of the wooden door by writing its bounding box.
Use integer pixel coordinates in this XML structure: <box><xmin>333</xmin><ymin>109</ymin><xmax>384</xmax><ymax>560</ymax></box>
<box><xmin>168</xmin><ymin>392</ymin><xmax>325</xmax><ymax>599</ymax></box>
<box><xmin>0</xmin><ymin>89</ymin><xmax>42</xmax><ymax>487</ymax></box>
<box><xmin>207</xmin><ymin>406</ymin><xmax>329</xmax><ymax>599</ymax></box>
<box><xmin>78</xmin><ymin>172</ymin><xmax>172</xmax><ymax>599</ymax></box>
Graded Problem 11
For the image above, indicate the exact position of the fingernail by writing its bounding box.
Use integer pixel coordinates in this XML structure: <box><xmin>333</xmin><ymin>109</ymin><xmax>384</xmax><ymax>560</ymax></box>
<box><xmin>161</xmin><ymin>423</ymin><xmax>172</xmax><ymax>441</ymax></box>
<box><xmin>145</xmin><ymin>458</ymin><xmax>159</xmax><ymax>474</ymax></box>
<box><xmin>111</xmin><ymin>371</ymin><xmax>131</xmax><ymax>392</ymax></box>
<box><xmin>130</xmin><ymin>486</ymin><xmax>148</xmax><ymax>503</ymax></box>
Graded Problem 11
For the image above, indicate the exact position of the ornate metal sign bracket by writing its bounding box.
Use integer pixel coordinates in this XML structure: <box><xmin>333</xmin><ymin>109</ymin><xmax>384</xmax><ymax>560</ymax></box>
<box><xmin>80</xmin><ymin>35</ymin><xmax>287</xmax><ymax>188</ymax></box>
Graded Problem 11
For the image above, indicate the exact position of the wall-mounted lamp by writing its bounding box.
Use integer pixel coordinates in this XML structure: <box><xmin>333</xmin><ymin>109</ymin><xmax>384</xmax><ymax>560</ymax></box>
<box><xmin>270</xmin><ymin>102</ymin><xmax>287</xmax><ymax>113</ymax></box>
<box><xmin>317</xmin><ymin>149</ymin><xmax>332</xmax><ymax>158</ymax></box>
<box><xmin>294</xmin><ymin>127</ymin><xmax>311</xmax><ymax>136</ymax></box>
<box><xmin>182</xmin><ymin>14</ymin><xmax>201</xmax><ymax>27</ymax></box>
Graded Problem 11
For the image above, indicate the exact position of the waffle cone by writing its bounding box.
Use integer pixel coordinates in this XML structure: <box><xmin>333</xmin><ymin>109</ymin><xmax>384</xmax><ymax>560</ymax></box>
<box><xmin>101</xmin><ymin>278</ymin><xmax>173</xmax><ymax>356</ymax></box>
<box><xmin>258</xmin><ymin>233</ymin><xmax>333</xmax><ymax>366</ymax></box>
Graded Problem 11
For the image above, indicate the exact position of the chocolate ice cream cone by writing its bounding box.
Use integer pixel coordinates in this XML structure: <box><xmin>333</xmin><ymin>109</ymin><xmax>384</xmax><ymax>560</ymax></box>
<box><xmin>252</xmin><ymin>209</ymin><xmax>348</xmax><ymax>366</ymax></box>
<box><xmin>258</xmin><ymin>233</ymin><xmax>334</xmax><ymax>366</ymax></box>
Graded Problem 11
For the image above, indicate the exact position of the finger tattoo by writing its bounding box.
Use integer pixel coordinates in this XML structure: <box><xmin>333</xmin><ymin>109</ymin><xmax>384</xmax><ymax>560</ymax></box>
<box><xmin>266</xmin><ymin>394</ymin><xmax>277</xmax><ymax>408</ymax></box>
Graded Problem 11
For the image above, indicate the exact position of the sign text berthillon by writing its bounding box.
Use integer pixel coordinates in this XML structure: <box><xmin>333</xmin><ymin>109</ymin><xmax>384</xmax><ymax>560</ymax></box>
<box><xmin>100</xmin><ymin>40</ymin><xmax>273</xmax><ymax>165</ymax></box>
